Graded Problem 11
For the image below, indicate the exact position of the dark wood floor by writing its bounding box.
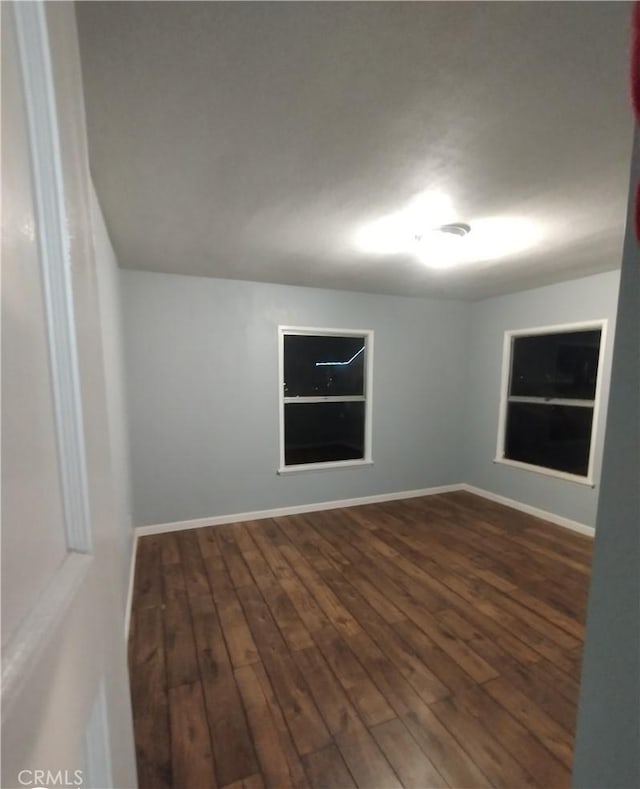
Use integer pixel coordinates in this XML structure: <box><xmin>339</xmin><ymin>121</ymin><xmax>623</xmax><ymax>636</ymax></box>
<box><xmin>128</xmin><ymin>491</ymin><xmax>593</xmax><ymax>789</ymax></box>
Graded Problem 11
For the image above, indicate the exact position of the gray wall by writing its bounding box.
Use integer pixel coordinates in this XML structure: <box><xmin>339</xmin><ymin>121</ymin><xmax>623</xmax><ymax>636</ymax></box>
<box><xmin>121</xmin><ymin>271</ymin><xmax>469</xmax><ymax>526</ymax></box>
<box><xmin>464</xmin><ymin>269</ymin><xmax>620</xmax><ymax>528</ymax></box>
<box><xmin>572</xmin><ymin>130</ymin><xmax>639</xmax><ymax>788</ymax></box>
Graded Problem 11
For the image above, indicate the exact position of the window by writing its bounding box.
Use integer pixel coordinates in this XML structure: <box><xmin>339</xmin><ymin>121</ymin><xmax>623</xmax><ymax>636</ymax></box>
<box><xmin>496</xmin><ymin>321</ymin><xmax>606</xmax><ymax>484</ymax></box>
<box><xmin>278</xmin><ymin>327</ymin><xmax>373</xmax><ymax>472</ymax></box>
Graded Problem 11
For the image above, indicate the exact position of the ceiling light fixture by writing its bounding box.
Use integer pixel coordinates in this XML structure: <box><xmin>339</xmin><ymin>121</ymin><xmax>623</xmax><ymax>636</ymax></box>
<box><xmin>436</xmin><ymin>222</ymin><xmax>471</xmax><ymax>238</ymax></box>
<box><xmin>415</xmin><ymin>222</ymin><xmax>471</xmax><ymax>242</ymax></box>
<box><xmin>354</xmin><ymin>191</ymin><xmax>543</xmax><ymax>269</ymax></box>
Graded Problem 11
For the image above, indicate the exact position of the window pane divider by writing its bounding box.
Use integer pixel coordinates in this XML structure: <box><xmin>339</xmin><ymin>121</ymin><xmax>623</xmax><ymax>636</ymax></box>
<box><xmin>284</xmin><ymin>395</ymin><xmax>365</xmax><ymax>404</ymax></box>
<box><xmin>507</xmin><ymin>396</ymin><xmax>595</xmax><ymax>408</ymax></box>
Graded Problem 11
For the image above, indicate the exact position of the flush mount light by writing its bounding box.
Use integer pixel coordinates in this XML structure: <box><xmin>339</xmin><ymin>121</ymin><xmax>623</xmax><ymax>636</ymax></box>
<box><xmin>354</xmin><ymin>191</ymin><xmax>543</xmax><ymax>270</ymax></box>
<box><xmin>437</xmin><ymin>222</ymin><xmax>471</xmax><ymax>238</ymax></box>
<box><xmin>415</xmin><ymin>223</ymin><xmax>473</xmax><ymax>269</ymax></box>
<box><xmin>415</xmin><ymin>222</ymin><xmax>471</xmax><ymax>242</ymax></box>
<box><xmin>354</xmin><ymin>190</ymin><xmax>455</xmax><ymax>255</ymax></box>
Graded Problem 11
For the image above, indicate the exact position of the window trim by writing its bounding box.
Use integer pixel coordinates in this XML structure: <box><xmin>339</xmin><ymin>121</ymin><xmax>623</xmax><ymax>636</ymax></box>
<box><xmin>494</xmin><ymin>319</ymin><xmax>608</xmax><ymax>487</ymax></box>
<box><xmin>277</xmin><ymin>325</ymin><xmax>374</xmax><ymax>474</ymax></box>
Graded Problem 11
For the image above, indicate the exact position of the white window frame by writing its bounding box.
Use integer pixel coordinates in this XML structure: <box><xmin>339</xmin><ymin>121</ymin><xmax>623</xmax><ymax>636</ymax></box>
<box><xmin>278</xmin><ymin>326</ymin><xmax>374</xmax><ymax>474</ymax></box>
<box><xmin>495</xmin><ymin>319</ymin><xmax>608</xmax><ymax>487</ymax></box>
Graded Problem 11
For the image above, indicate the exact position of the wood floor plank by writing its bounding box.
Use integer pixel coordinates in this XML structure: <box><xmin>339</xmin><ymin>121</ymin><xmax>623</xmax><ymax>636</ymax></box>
<box><xmin>133</xmin><ymin>536</ymin><xmax>163</xmax><ymax>610</ymax></box>
<box><xmin>338</xmin><ymin>512</ymin><xmax>450</xmax><ymax>613</ymax></box>
<box><xmin>293</xmin><ymin>513</ymin><xmax>353</xmax><ymax>569</ymax></box>
<box><xmin>262</xmin><ymin>651</ymin><xmax>333</xmax><ymax>756</ymax></box>
<box><xmin>191</xmin><ymin>595</ymin><xmax>260</xmax><ymax>786</ymax></box>
<box><xmin>163</xmin><ymin>559</ymin><xmax>187</xmax><ymax>600</ymax></box>
<box><xmin>130</xmin><ymin>606</ymin><xmax>172</xmax><ymax>789</ymax></box>
<box><xmin>159</xmin><ymin>532</ymin><xmax>181</xmax><ymax>567</ymax></box>
<box><xmin>483</xmin><ymin>676</ymin><xmax>575</xmax><ymax>769</ymax></box>
<box><xmin>164</xmin><ymin>591</ymin><xmax>200</xmax><ymax>688</ymax></box>
<box><xmin>435</xmin><ymin>607</ymin><xmax>536</xmax><ymax>676</ymax></box>
<box><xmin>236</xmin><ymin>584</ymin><xmax>332</xmax><ymax>756</ymax></box>
<box><xmin>320</xmin><ymin>567</ymin><xmax>450</xmax><ymax>704</ymax></box>
<box><xmin>129</xmin><ymin>605</ymin><xmax>166</xmax><ymax>717</ymax></box>
<box><xmin>301</xmin><ymin>744</ymin><xmax>357</xmax><ymax>789</ymax></box>
<box><xmin>312</xmin><ymin>624</ymin><xmax>396</xmax><ymax>728</ymax></box>
<box><xmin>370</xmin><ymin>717</ymin><xmax>448</xmax><ymax>789</ymax></box>
<box><xmin>334</xmin><ymin>725</ymin><xmax>403</xmax><ymax>789</ymax></box>
<box><xmin>169</xmin><ymin>682</ymin><xmax>216</xmax><ymax>789</ymax></box>
<box><xmin>416</xmin><ymin>498</ymin><xmax>589</xmax><ymax>590</ymax></box>
<box><xmin>214</xmin><ymin>585</ymin><xmax>261</xmax><ymax>669</ymax></box>
<box><xmin>449</xmin><ymin>684</ymin><xmax>572</xmax><ymax>787</ymax></box>
<box><xmin>388</xmin><ymin>541</ymin><xmax>579</xmax><ymax>670</ymax></box>
<box><xmin>129</xmin><ymin>491</ymin><xmax>591</xmax><ymax>789</ymax></box>
<box><xmin>247</xmin><ymin>521</ymin><xmax>340</xmax><ymax>633</ymax></box>
<box><xmin>221</xmin><ymin>774</ymin><xmax>265</xmax><ymax>789</ymax></box>
<box><xmin>371</xmin><ymin>518</ymin><xmax>582</xmax><ymax>651</ymax></box>
<box><xmin>347</xmin><ymin>629</ymin><xmax>492</xmax><ymax>789</ymax></box>
<box><xmin>493</xmin><ymin>656</ymin><xmax>579</xmax><ymax>732</ymax></box>
<box><xmin>232</xmin><ymin>523</ymin><xmax>277</xmax><ymax>585</ymax></box>
<box><xmin>275</xmin><ymin>515</ymin><xmax>335</xmax><ymax>573</ymax></box>
<box><xmin>133</xmin><ymin>711</ymin><xmax>172</xmax><ymax>789</ymax></box>
<box><xmin>391</xmin><ymin>618</ymin><xmax>479</xmax><ymax>697</ymax></box>
<box><xmin>291</xmin><ymin>646</ymin><xmax>364</xmax><ymax>738</ymax></box>
<box><xmin>178</xmin><ymin>529</ymin><xmax>212</xmax><ymax>600</ymax></box>
<box><xmin>377</xmin><ymin>504</ymin><xmax>588</xmax><ymax>633</ymax></box>
<box><xmin>254</xmin><ymin>578</ymin><xmax>314</xmax><ymax>652</ymax></box>
<box><xmin>276</xmin><ymin>567</ymin><xmax>330</xmax><ymax>633</ymax></box>
<box><xmin>246</xmin><ymin>522</ymin><xmax>293</xmax><ymax>578</ymax></box>
<box><xmin>325</xmin><ymin>545</ymin><xmax>501</xmax><ymax>682</ymax></box>
<box><xmin>306</xmin><ymin>518</ymin><xmax>435</xmax><ymax>620</ymax></box>
<box><xmin>284</xmin><ymin>513</ymin><xmax>406</xmax><ymax>624</ymax></box>
<box><xmin>203</xmin><ymin>554</ymin><xmax>236</xmax><ymax>599</ymax></box>
<box><xmin>235</xmin><ymin>663</ymin><xmax>309</xmax><ymax>789</ymax></box>
<box><xmin>429</xmin><ymin>694</ymin><xmax>538</xmax><ymax>788</ymax></box>
<box><xmin>445</xmin><ymin>503</ymin><xmax>589</xmax><ymax>579</ymax></box>
<box><xmin>196</xmin><ymin>525</ymin><xmax>222</xmax><ymax>559</ymax></box>
<box><xmin>217</xmin><ymin>525</ymin><xmax>255</xmax><ymax>588</ymax></box>
<box><xmin>273</xmin><ymin>538</ymin><xmax>362</xmax><ymax>639</ymax></box>
<box><xmin>235</xmin><ymin>582</ymin><xmax>289</xmax><ymax>657</ymax></box>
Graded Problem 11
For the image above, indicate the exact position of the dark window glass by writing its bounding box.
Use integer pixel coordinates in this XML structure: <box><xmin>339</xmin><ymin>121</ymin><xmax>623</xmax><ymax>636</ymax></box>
<box><xmin>504</xmin><ymin>402</ymin><xmax>593</xmax><ymax>476</ymax></box>
<box><xmin>509</xmin><ymin>330</ymin><xmax>601</xmax><ymax>400</ymax></box>
<box><xmin>284</xmin><ymin>335</ymin><xmax>365</xmax><ymax>398</ymax></box>
<box><xmin>284</xmin><ymin>402</ymin><xmax>365</xmax><ymax>465</ymax></box>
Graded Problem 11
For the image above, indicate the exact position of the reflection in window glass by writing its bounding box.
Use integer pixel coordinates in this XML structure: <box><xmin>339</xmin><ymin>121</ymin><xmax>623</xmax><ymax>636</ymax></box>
<box><xmin>284</xmin><ymin>335</ymin><xmax>365</xmax><ymax>398</ymax></box>
<box><xmin>510</xmin><ymin>330</ymin><xmax>601</xmax><ymax>400</ymax></box>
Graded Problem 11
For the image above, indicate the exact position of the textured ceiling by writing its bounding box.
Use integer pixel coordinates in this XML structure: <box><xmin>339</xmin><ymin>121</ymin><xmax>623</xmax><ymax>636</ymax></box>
<box><xmin>76</xmin><ymin>1</ymin><xmax>633</xmax><ymax>300</ymax></box>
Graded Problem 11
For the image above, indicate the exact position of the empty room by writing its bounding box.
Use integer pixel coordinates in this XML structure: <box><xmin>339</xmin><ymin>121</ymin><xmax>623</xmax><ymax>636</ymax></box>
<box><xmin>2</xmin><ymin>2</ymin><xmax>639</xmax><ymax>789</ymax></box>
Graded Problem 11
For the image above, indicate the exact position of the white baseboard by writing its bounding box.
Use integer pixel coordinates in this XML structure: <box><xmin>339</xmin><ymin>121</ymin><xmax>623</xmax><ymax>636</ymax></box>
<box><xmin>133</xmin><ymin>483</ymin><xmax>464</xmax><ymax>537</ymax></box>
<box><xmin>461</xmin><ymin>484</ymin><xmax>595</xmax><ymax>538</ymax></box>
<box><xmin>124</xmin><ymin>532</ymin><xmax>138</xmax><ymax>643</ymax></box>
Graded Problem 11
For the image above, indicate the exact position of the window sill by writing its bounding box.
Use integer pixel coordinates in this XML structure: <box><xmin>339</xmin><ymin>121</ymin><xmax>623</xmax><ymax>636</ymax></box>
<box><xmin>277</xmin><ymin>459</ymin><xmax>374</xmax><ymax>475</ymax></box>
<box><xmin>493</xmin><ymin>456</ymin><xmax>595</xmax><ymax>487</ymax></box>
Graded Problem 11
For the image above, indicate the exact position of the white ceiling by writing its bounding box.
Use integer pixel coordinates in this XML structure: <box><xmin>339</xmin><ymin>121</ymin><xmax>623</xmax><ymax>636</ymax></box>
<box><xmin>76</xmin><ymin>1</ymin><xmax>633</xmax><ymax>300</ymax></box>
